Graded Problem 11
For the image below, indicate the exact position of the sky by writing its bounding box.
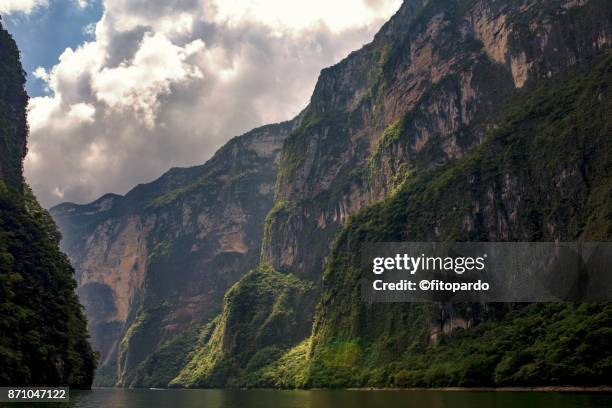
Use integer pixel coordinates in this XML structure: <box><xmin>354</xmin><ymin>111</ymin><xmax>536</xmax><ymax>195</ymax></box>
<box><xmin>1</xmin><ymin>0</ymin><xmax>401</xmax><ymax>208</ymax></box>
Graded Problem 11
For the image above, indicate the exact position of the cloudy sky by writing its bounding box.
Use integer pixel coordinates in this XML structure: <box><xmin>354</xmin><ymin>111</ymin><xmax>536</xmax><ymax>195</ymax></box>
<box><xmin>2</xmin><ymin>0</ymin><xmax>401</xmax><ymax>207</ymax></box>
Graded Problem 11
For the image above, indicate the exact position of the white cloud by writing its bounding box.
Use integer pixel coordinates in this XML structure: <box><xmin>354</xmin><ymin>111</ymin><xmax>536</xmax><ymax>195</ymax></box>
<box><xmin>0</xmin><ymin>0</ymin><xmax>49</xmax><ymax>14</ymax></box>
<box><xmin>25</xmin><ymin>0</ymin><xmax>402</xmax><ymax>206</ymax></box>
<box><xmin>82</xmin><ymin>22</ymin><xmax>96</xmax><ymax>37</ymax></box>
<box><xmin>93</xmin><ymin>33</ymin><xmax>204</xmax><ymax>126</ymax></box>
<box><xmin>68</xmin><ymin>102</ymin><xmax>96</xmax><ymax>123</ymax></box>
<box><xmin>27</xmin><ymin>95</ymin><xmax>60</xmax><ymax>131</ymax></box>
<box><xmin>33</xmin><ymin>66</ymin><xmax>50</xmax><ymax>82</ymax></box>
<box><xmin>212</xmin><ymin>0</ymin><xmax>400</xmax><ymax>33</ymax></box>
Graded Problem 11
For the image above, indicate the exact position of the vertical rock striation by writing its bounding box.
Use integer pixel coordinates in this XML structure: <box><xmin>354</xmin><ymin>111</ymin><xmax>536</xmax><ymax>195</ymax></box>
<box><xmin>51</xmin><ymin>120</ymin><xmax>298</xmax><ymax>385</ymax></box>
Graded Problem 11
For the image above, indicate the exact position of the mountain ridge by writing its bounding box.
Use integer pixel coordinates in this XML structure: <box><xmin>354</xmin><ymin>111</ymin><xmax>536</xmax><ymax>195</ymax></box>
<box><xmin>51</xmin><ymin>118</ymin><xmax>300</xmax><ymax>385</ymax></box>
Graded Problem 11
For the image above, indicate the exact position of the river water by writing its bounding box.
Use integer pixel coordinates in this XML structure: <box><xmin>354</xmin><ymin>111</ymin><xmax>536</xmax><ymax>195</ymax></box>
<box><xmin>2</xmin><ymin>388</ymin><xmax>612</xmax><ymax>408</ymax></box>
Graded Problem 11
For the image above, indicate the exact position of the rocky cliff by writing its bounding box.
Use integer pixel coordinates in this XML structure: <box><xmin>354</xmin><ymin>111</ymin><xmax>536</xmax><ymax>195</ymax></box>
<box><xmin>51</xmin><ymin>120</ymin><xmax>298</xmax><ymax>386</ymax></box>
<box><xmin>0</xmin><ymin>18</ymin><xmax>96</xmax><ymax>387</ymax></box>
<box><xmin>263</xmin><ymin>0</ymin><xmax>610</xmax><ymax>279</ymax></box>
<box><xmin>173</xmin><ymin>0</ymin><xmax>612</xmax><ymax>387</ymax></box>
<box><xmin>0</xmin><ymin>20</ymin><xmax>26</xmax><ymax>194</ymax></box>
<box><xmin>306</xmin><ymin>54</ymin><xmax>612</xmax><ymax>387</ymax></box>
<box><xmin>51</xmin><ymin>0</ymin><xmax>612</xmax><ymax>388</ymax></box>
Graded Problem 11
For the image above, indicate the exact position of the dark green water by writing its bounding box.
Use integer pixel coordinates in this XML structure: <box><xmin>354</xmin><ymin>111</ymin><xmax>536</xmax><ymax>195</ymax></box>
<box><xmin>3</xmin><ymin>389</ymin><xmax>612</xmax><ymax>408</ymax></box>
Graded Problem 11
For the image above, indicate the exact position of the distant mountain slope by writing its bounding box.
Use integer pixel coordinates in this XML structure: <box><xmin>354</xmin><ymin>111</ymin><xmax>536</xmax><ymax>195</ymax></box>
<box><xmin>0</xmin><ymin>19</ymin><xmax>96</xmax><ymax>387</ymax></box>
<box><xmin>51</xmin><ymin>119</ymin><xmax>299</xmax><ymax>386</ymax></box>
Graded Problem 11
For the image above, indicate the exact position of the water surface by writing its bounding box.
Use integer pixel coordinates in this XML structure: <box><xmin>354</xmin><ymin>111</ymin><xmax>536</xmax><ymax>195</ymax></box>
<box><xmin>3</xmin><ymin>388</ymin><xmax>612</xmax><ymax>408</ymax></box>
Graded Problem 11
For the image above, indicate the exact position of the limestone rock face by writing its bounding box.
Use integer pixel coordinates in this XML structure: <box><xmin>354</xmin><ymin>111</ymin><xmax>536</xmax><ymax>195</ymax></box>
<box><xmin>51</xmin><ymin>121</ymin><xmax>297</xmax><ymax>385</ymax></box>
<box><xmin>263</xmin><ymin>0</ymin><xmax>611</xmax><ymax>280</ymax></box>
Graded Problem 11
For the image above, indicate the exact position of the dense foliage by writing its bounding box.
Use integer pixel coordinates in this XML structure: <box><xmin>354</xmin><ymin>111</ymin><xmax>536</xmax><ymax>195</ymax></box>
<box><xmin>171</xmin><ymin>265</ymin><xmax>315</xmax><ymax>388</ymax></box>
<box><xmin>0</xmin><ymin>187</ymin><xmax>97</xmax><ymax>387</ymax></box>
<box><xmin>0</xmin><ymin>21</ymin><xmax>96</xmax><ymax>387</ymax></box>
<box><xmin>0</xmin><ymin>18</ymin><xmax>27</xmax><ymax>192</ymax></box>
<box><xmin>126</xmin><ymin>328</ymin><xmax>199</xmax><ymax>388</ymax></box>
<box><xmin>305</xmin><ymin>54</ymin><xmax>612</xmax><ymax>387</ymax></box>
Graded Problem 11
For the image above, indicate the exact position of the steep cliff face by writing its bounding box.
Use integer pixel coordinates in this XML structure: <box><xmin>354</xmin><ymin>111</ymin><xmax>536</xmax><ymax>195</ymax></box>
<box><xmin>172</xmin><ymin>0</ymin><xmax>611</xmax><ymax>387</ymax></box>
<box><xmin>307</xmin><ymin>55</ymin><xmax>612</xmax><ymax>387</ymax></box>
<box><xmin>0</xmin><ymin>18</ymin><xmax>27</xmax><ymax>192</ymax></box>
<box><xmin>51</xmin><ymin>120</ymin><xmax>297</xmax><ymax>386</ymax></box>
<box><xmin>263</xmin><ymin>0</ymin><xmax>611</xmax><ymax>279</ymax></box>
<box><xmin>171</xmin><ymin>265</ymin><xmax>316</xmax><ymax>388</ymax></box>
<box><xmin>0</xmin><ymin>19</ymin><xmax>96</xmax><ymax>387</ymax></box>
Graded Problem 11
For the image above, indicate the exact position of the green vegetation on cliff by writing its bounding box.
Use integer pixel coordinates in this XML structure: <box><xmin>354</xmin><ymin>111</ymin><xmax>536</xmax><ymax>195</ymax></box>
<box><xmin>0</xmin><ymin>186</ymin><xmax>97</xmax><ymax>387</ymax></box>
<box><xmin>172</xmin><ymin>51</ymin><xmax>611</xmax><ymax>390</ymax></box>
<box><xmin>0</xmin><ymin>17</ymin><xmax>26</xmax><ymax>192</ymax></box>
<box><xmin>0</xmin><ymin>20</ymin><xmax>96</xmax><ymax>387</ymax></box>
<box><xmin>306</xmin><ymin>54</ymin><xmax>612</xmax><ymax>388</ymax></box>
<box><xmin>171</xmin><ymin>265</ymin><xmax>314</xmax><ymax>387</ymax></box>
<box><xmin>127</xmin><ymin>327</ymin><xmax>199</xmax><ymax>388</ymax></box>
